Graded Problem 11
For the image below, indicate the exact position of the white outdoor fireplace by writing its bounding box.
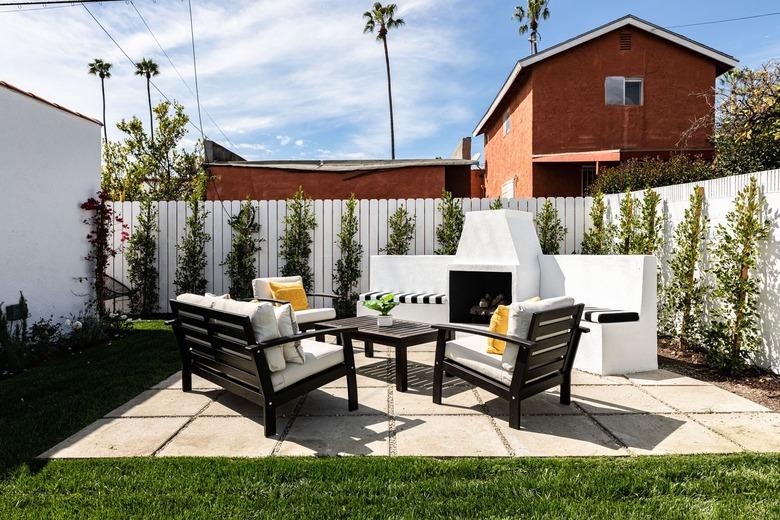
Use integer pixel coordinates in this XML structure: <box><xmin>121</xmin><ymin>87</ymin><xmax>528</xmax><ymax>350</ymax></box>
<box><xmin>447</xmin><ymin>210</ymin><xmax>542</xmax><ymax>324</ymax></box>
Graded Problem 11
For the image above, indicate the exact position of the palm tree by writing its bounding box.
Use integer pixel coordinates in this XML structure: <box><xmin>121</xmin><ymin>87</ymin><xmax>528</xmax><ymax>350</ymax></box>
<box><xmin>134</xmin><ymin>58</ymin><xmax>160</xmax><ymax>141</ymax></box>
<box><xmin>363</xmin><ymin>2</ymin><xmax>405</xmax><ymax>160</ymax></box>
<box><xmin>513</xmin><ymin>0</ymin><xmax>550</xmax><ymax>55</ymax></box>
<box><xmin>88</xmin><ymin>58</ymin><xmax>112</xmax><ymax>142</ymax></box>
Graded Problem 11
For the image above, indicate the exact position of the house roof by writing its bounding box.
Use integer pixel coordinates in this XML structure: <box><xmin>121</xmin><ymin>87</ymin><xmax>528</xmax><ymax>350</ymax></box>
<box><xmin>0</xmin><ymin>80</ymin><xmax>102</xmax><ymax>126</ymax></box>
<box><xmin>206</xmin><ymin>158</ymin><xmax>477</xmax><ymax>172</ymax></box>
<box><xmin>472</xmin><ymin>14</ymin><xmax>739</xmax><ymax>136</ymax></box>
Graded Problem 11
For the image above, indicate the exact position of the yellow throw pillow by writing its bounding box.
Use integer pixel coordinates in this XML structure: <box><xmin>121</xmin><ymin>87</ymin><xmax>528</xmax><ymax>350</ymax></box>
<box><xmin>268</xmin><ymin>281</ymin><xmax>309</xmax><ymax>311</ymax></box>
<box><xmin>486</xmin><ymin>297</ymin><xmax>540</xmax><ymax>355</ymax></box>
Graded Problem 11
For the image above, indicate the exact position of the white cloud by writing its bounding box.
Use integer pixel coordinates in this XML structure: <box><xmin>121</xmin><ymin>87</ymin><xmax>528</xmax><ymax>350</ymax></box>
<box><xmin>0</xmin><ymin>0</ymin><xmax>478</xmax><ymax>158</ymax></box>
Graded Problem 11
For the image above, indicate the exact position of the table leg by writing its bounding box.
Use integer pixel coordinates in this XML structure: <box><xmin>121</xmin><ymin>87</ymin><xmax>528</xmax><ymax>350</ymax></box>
<box><xmin>364</xmin><ymin>341</ymin><xmax>374</xmax><ymax>358</ymax></box>
<box><xmin>395</xmin><ymin>347</ymin><xmax>408</xmax><ymax>392</ymax></box>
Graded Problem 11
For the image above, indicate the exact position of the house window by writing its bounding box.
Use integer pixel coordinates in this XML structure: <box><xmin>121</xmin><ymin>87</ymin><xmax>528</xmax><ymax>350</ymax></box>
<box><xmin>581</xmin><ymin>165</ymin><xmax>597</xmax><ymax>195</ymax></box>
<box><xmin>605</xmin><ymin>76</ymin><xmax>643</xmax><ymax>106</ymax></box>
<box><xmin>501</xmin><ymin>178</ymin><xmax>515</xmax><ymax>199</ymax></box>
<box><xmin>502</xmin><ymin>110</ymin><xmax>511</xmax><ymax>135</ymax></box>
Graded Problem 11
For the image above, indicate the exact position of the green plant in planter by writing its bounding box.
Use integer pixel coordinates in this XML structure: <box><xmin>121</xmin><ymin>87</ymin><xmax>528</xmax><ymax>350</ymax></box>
<box><xmin>489</xmin><ymin>198</ymin><xmax>504</xmax><ymax>210</ymax></box>
<box><xmin>435</xmin><ymin>190</ymin><xmax>465</xmax><ymax>255</ymax></box>
<box><xmin>362</xmin><ymin>294</ymin><xmax>398</xmax><ymax>316</ymax></box>
<box><xmin>580</xmin><ymin>191</ymin><xmax>615</xmax><ymax>254</ymax></box>
<box><xmin>222</xmin><ymin>199</ymin><xmax>263</xmax><ymax>299</ymax></box>
<box><xmin>534</xmin><ymin>199</ymin><xmax>566</xmax><ymax>254</ymax></box>
<box><xmin>126</xmin><ymin>196</ymin><xmax>159</xmax><ymax>315</ymax></box>
<box><xmin>382</xmin><ymin>204</ymin><xmax>415</xmax><ymax>255</ymax></box>
<box><xmin>615</xmin><ymin>189</ymin><xmax>638</xmax><ymax>255</ymax></box>
<box><xmin>333</xmin><ymin>195</ymin><xmax>363</xmax><ymax>318</ymax></box>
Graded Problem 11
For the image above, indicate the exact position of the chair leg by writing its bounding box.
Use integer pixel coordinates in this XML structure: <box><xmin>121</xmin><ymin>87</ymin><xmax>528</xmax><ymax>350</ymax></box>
<box><xmin>263</xmin><ymin>403</ymin><xmax>277</xmax><ymax>437</ymax></box>
<box><xmin>181</xmin><ymin>366</ymin><xmax>192</xmax><ymax>392</ymax></box>
<box><xmin>560</xmin><ymin>373</ymin><xmax>572</xmax><ymax>405</ymax></box>
<box><xmin>509</xmin><ymin>396</ymin><xmax>522</xmax><ymax>430</ymax></box>
<box><xmin>432</xmin><ymin>360</ymin><xmax>443</xmax><ymax>405</ymax></box>
<box><xmin>343</xmin><ymin>335</ymin><xmax>358</xmax><ymax>411</ymax></box>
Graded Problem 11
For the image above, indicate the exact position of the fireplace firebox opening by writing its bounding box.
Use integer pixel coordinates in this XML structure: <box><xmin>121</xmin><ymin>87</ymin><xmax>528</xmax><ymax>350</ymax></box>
<box><xmin>449</xmin><ymin>270</ymin><xmax>513</xmax><ymax>324</ymax></box>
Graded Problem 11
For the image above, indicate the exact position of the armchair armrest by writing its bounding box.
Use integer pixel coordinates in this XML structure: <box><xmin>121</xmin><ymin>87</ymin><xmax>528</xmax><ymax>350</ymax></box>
<box><xmin>579</xmin><ymin>326</ymin><xmax>590</xmax><ymax>334</ymax></box>
<box><xmin>431</xmin><ymin>323</ymin><xmax>536</xmax><ymax>349</ymax></box>
<box><xmin>237</xmin><ymin>297</ymin><xmax>290</xmax><ymax>305</ymax></box>
<box><xmin>249</xmin><ymin>326</ymin><xmax>358</xmax><ymax>351</ymax></box>
<box><xmin>164</xmin><ymin>319</ymin><xmax>177</xmax><ymax>326</ymax></box>
<box><xmin>306</xmin><ymin>292</ymin><xmax>342</xmax><ymax>300</ymax></box>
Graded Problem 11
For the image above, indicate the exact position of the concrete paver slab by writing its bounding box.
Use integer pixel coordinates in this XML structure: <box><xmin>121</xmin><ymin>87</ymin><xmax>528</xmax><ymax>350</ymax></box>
<box><xmin>496</xmin><ymin>415</ymin><xmax>627</xmax><ymax>457</ymax></box>
<box><xmin>278</xmin><ymin>415</ymin><xmax>389</xmax><ymax>456</ymax></box>
<box><xmin>477</xmin><ymin>388</ymin><xmax>582</xmax><ymax>416</ymax></box>
<box><xmin>157</xmin><ymin>416</ymin><xmax>279</xmax><ymax>457</ymax></box>
<box><xmin>105</xmin><ymin>389</ymin><xmax>218</xmax><ymax>417</ymax></box>
<box><xmin>394</xmin><ymin>415</ymin><xmax>509</xmax><ymax>457</ymax></box>
<box><xmin>626</xmin><ymin>369</ymin><xmax>712</xmax><ymax>386</ymax></box>
<box><xmin>298</xmin><ymin>387</ymin><xmax>388</xmax><ymax>416</ymax></box>
<box><xmin>572</xmin><ymin>385</ymin><xmax>676</xmax><ymax>414</ymax></box>
<box><xmin>692</xmin><ymin>412</ymin><xmax>780</xmax><ymax>452</ymax></box>
<box><xmin>393</xmin><ymin>385</ymin><xmax>481</xmax><ymax>415</ymax></box>
<box><xmin>641</xmin><ymin>385</ymin><xmax>770</xmax><ymax>413</ymax></box>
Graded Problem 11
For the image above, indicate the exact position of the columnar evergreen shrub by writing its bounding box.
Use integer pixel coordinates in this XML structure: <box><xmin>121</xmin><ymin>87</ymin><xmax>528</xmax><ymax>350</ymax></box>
<box><xmin>489</xmin><ymin>198</ymin><xmax>504</xmax><ymax>210</ymax></box>
<box><xmin>616</xmin><ymin>190</ymin><xmax>638</xmax><ymax>255</ymax></box>
<box><xmin>280</xmin><ymin>187</ymin><xmax>317</xmax><ymax>291</ymax></box>
<box><xmin>705</xmin><ymin>177</ymin><xmax>771</xmax><ymax>374</ymax></box>
<box><xmin>435</xmin><ymin>190</ymin><xmax>464</xmax><ymax>255</ymax></box>
<box><xmin>126</xmin><ymin>196</ymin><xmax>159</xmax><ymax>315</ymax></box>
<box><xmin>534</xmin><ymin>199</ymin><xmax>566</xmax><ymax>254</ymax></box>
<box><xmin>333</xmin><ymin>195</ymin><xmax>363</xmax><ymax>318</ymax></box>
<box><xmin>174</xmin><ymin>199</ymin><xmax>210</xmax><ymax>295</ymax></box>
<box><xmin>580</xmin><ymin>192</ymin><xmax>615</xmax><ymax>254</ymax></box>
<box><xmin>222</xmin><ymin>200</ymin><xmax>262</xmax><ymax>299</ymax></box>
<box><xmin>636</xmin><ymin>188</ymin><xmax>662</xmax><ymax>255</ymax></box>
<box><xmin>667</xmin><ymin>186</ymin><xmax>708</xmax><ymax>348</ymax></box>
<box><xmin>382</xmin><ymin>204</ymin><xmax>415</xmax><ymax>255</ymax></box>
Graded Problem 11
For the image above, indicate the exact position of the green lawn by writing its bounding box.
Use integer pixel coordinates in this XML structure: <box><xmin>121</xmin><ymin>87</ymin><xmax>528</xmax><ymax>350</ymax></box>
<box><xmin>1</xmin><ymin>321</ymin><xmax>779</xmax><ymax>519</ymax></box>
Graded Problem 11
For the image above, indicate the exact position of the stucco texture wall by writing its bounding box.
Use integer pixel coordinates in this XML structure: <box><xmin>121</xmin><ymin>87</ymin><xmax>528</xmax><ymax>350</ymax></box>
<box><xmin>0</xmin><ymin>87</ymin><xmax>100</xmax><ymax>322</ymax></box>
<box><xmin>207</xmin><ymin>165</ymin><xmax>455</xmax><ymax>200</ymax></box>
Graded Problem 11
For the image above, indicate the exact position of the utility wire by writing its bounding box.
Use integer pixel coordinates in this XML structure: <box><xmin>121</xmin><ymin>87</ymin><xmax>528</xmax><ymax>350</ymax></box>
<box><xmin>0</xmin><ymin>3</ymin><xmax>72</xmax><ymax>13</ymax></box>
<box><xmin>668</xmin><ymin>11</ymin><xmax>780</xmax><ymax>28</ymax></box>
<box><xmin>187</xmin><ymin>0</ymin><xmax>205</xmax><ymax>143</ymax></box>
<box><xmin>0</xmin><ymin>0</ymin><xmax>125</xmax><ymax>5</ymax></box>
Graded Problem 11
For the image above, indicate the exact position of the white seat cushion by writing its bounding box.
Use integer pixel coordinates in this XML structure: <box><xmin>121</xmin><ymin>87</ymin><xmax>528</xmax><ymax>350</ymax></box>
<box><xmin>444</xmin><ymin>334</ymin><xmax>512</xmax><ymax>386</ymax></box>
<box><xmin>271</xmin><ymin>339</ymin><xmax>344</xmax><ymax>390</ymax></box>
<box><xmin>294</xmin><ymin>307</ymin><xmax>337</xmax><ymax>324</ymax></box>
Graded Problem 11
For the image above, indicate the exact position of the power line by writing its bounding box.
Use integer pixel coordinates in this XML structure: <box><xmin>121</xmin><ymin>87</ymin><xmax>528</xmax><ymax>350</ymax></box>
<box><xmin>0</xmin><ymin>3</ymin><xmax>73</xmax><ymax>13</ymax></box>
<box><xmin>668</xmin><ymin>11</ymin><xmax>780</xmax><ymax>29</ymax></box>
<box><xmin>187</xmin><ymin>0</ymin><xmax>204</xmax><ymax>143</ymax></box>
<box><xmin>0</xmin><ymin>0</ymin><xmax>125</xmax><ymax>5</ymax></box>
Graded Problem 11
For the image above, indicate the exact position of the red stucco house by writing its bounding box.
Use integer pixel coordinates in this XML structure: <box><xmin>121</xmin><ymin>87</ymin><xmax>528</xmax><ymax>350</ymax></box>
<box><xmin>473</xmin><ymin>15</ymin><xmax>738</xmax><ymax>198</ymax></box>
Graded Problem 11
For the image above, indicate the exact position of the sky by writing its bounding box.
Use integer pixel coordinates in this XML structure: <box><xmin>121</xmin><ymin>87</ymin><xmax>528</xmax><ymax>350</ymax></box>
<box><xmin>0</xmin><ymin>0</ymin><xmax>778</xmax><ymax>163</ymax></box>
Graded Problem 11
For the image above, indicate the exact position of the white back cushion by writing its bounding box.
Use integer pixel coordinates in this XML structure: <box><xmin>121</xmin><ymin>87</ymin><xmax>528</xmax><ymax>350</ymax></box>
<box><xmin>252</xmin><ymin>276</ymin><xmax>303</xmax><ymax>300</ymax></box>
<box><xmin>502</xmin><ymin>296</ymin><xmax>575</xmax><ymax>372</ymax></box>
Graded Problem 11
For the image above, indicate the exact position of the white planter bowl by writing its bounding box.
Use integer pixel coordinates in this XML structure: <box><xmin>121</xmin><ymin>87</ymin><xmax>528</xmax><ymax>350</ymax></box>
<box><xmin>377</xmin><ymin>315</ymin><xmax>394</xmax><ymax>327</ymax></box>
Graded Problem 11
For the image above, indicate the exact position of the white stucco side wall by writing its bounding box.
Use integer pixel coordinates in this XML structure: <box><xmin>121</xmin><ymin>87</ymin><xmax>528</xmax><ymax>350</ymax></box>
<box><xmin>0</xmin><ymin>85</ymin><xmax>100</xmax><ymax>322</ymax></box>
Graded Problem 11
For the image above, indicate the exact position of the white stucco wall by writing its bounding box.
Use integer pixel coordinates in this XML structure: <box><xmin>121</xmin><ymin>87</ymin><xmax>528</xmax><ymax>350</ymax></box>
<box><xmin>0</xmin><ymin>85</ymin><xmax>100</xmax><ymax>322</ymax></box>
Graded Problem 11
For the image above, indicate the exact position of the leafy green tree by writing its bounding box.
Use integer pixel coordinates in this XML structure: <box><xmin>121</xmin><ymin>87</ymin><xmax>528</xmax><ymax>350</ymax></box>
<box><xmin>591</xmin><ymin>155</ymin><xmax>714</xmax><ymax>194</ymax></box>
<box><xmin>382</xmin><ymin>204</ymin><xmax>415</xmax><ymax>255</ymax></box>
<box><xmin>635</xmin><ymin>188</ymin><xmax>662</xmax><ymax>255</ymax></box>
<box><xmin>683</xmin><ymin>60</ymin><xmax>780</xmax><ymax>176</ymax></box>
<box><xmin>616</xmin><ymin>190</ymin><xmax>638</xmax><ymax>255</ymax></box>
<box><xmin>134</xmin><ymin>58</ymin><xmax>160</xmax><ymax>141</ymax></box>
<box><xmin>435</xmin><ymin>190</ymin><xmax>465</xmax><ymax>255</ymax></box>
<box><xmin>333</xmin><ymin>195</ymin><xmax>364</xmax><ymax>317</ymax></box>
<box><xmin>706</xmin><ymin>177</ymin><xmax>771</xmax><ymax>374</ymax></box>
<box><xmin>88</xmin><ymin>58</ymin><xmax>112</xmax><ymax>142</ymax></box>
<box><xmin>513</xmin><ymin>0</ymin><xmax>550</xmax><ymax>54</ymax></box>
<box><xmin>222</xmin><ymin>200</ymin><xmax>262</xmax><ymax>299</ymax></box>
<box><xmin>101</xmin><ymin>101</ymin><xmax>208</xmax><ymax>201</ymax></box>
<box><xmin>363</xmin><ymin>2</ymin><xmax>405</xmax><ymax>159</ymax></box>
<box><xmin>489</xmin><ymin>198</ymin><xmax>504</xmax><ymax>210</ymax></box>
<box><xmin>581</xmin><ymin>191</ymin><xmax>615</xmax><ymax>254</ymax></box>
<box><xmin>534</xmin><ymin>199</ymin><xmax>565</xmax><ymax>254</ymax></box>
<box><xmin>280</xmin><ymin>187</ymin><xmax>317</xmax><ymax>291</ymax></box>
<box><xmin>126</xmin><ymin>196</ymin><xmax>159</xmax><ymax>315</ymax></box>
<box><xmin>174</xmin><ymin>199</ymin><xmax>210</xmax><ymax>295</ymax></box>
<box><xmin>668</xmin><ymin>187</ymin><xmax>708</xmax><ymax>348</ymax></box>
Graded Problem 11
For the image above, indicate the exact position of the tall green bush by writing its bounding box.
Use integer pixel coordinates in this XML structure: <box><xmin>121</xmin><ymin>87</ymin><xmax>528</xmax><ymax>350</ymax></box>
<box><xmin>382</xmin><ymin>204</ymin><xmax>416</xmax><ymax>255</ymax></box>
<box><xmin>126</xmin><ymin>196</ymin><xmax>159</xmax><ymax>314</ymax></box>
<box><xmin>280</xmin><ymin>187</ymin><xmax>317</xmax><ymax>291</ymax></box>
<box><xmin>489</xmin><ymin>198</ymin><xmax>504</xmax><ymax>210</ymax></box>
<box><xmin>174</xmin><ymin>199</ymin><xmax>210</xmax><ymax>295</ymax></box>
<box><xmin>590</xmin><ymin>155</ymin><xmax>715</xmax><ymax>194</ymax></box>
<box><xmin>580</xmin><ymin>192</ymin><xmax>615</xmax><ymax>254</ymax></box>
<box><xmin>435</xmin><ymin>190</ymin><xmax>464</xmax><ymax>255</ymax></box>
<box><xmin>635</xmin><ymin>188</ymin><xmax>662</xmax><ymax>255</ymax></box>
<box><xmin>705</xmin><ymin>177</ymin><xmax>771</xmax><ymax>374</ymax></box>
<box><xmin>333</xmin><ymin>195</ymin><xmax>363</xmax><ymax>318</ymax></box>
<box><xmin>534</xmin><ymin>199</ymin><xmax>566</xmax><ymax>254</ymax></box>
<box><xmin>667</xmin><ymin>186</ymin><xmax>709</xmax><ymax>348</ymax></box>
<box><xmin>616</xmin><ymin>190</ymin><xmax>638</xmax><ymax>255</ymax></box>
<box><xmin>222</xmin><ymin>200</ymin><xmax>262</xmax><ymax>299</ymax></box>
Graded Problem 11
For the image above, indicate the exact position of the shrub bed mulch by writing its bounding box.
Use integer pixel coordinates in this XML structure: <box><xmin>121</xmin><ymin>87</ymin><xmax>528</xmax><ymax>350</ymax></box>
<box><xmin>658</xmin><ymin>338</ymin><xmax>780</xmax><ymax>412</ymax></box>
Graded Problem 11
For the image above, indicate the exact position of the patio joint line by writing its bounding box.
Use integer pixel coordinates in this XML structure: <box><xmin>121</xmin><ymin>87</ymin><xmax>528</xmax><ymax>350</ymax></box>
<box><xmin>571</xmin><ymin>401</ymin><xmax>630</xmax><ymax>454</ymax></box>
<box><xmin>271</xmin><ymin>395</ymin><xmax>307</xmax><ymax>456</ymax></box>
<box><xmin>624</xmin><ymin>374</ymin><xmax>749</xmax><ymax>452</ymax></box>
<box><xmin>152</xmin><ymin>390</ymin><xmax>223</xmax><ymax>457</ymax></box>
<box><xmin>387</xmin><ymin>361</ymin><xmax>397</xmax><ymax>456</ymax></box>
<box><xmin>473</xmin><ymin>387</ymin><xmax>515</xmax><ymax>457</ymax></box>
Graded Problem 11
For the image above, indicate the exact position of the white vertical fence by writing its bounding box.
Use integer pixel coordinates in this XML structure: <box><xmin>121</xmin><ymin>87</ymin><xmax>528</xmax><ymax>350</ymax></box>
<box><xmin>107</xmin><ymin>169</ymin><xmax>780</xmax><ymax>372</ymax></box>
<box><xmin>108</xmin><ymin>195</ymin><xmax>591</xmax><ymax>313</ymax></box>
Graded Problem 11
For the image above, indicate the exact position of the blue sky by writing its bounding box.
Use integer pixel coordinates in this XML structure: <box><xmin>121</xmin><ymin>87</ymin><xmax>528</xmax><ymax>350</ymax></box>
<box><xmin>0</xmin><ymin>0</ymin><xmax>777</xmax><ymax>162</ymax></box>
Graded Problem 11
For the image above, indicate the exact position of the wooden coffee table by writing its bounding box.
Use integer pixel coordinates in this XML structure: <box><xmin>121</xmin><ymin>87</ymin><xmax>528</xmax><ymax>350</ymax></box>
<box><xmin>313</xmin><ymin>316</ymin><xmax>450</xmax><ymax>392</ymax></box>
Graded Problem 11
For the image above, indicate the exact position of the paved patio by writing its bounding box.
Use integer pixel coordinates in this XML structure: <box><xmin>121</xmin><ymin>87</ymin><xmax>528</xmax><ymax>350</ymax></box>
<box><xmin>40</xmin><ymin>341</ymin><xmax>780</xmax><ymax>458</ymax></box>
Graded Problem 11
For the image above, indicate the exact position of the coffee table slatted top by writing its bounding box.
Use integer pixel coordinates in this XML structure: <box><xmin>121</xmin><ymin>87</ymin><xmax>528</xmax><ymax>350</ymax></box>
<box><xmin>315</xmin><ymin>316</ymin><xmax>439</xmax><ymax>342</ymax></box>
